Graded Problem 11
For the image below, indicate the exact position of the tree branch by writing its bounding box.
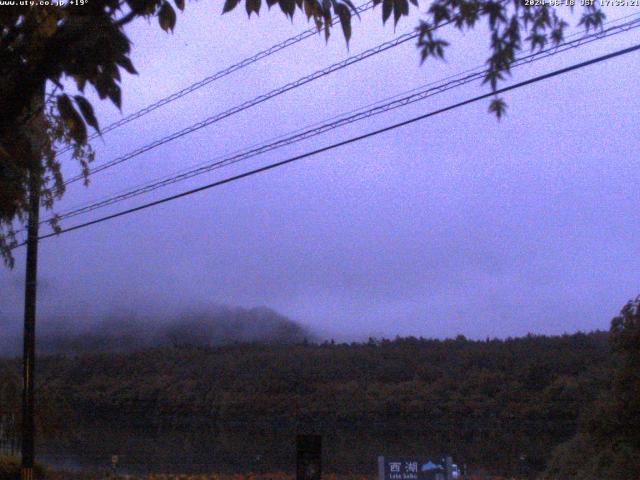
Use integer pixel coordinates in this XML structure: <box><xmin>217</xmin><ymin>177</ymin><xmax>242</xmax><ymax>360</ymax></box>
<box><xmin>115</xmin><ymin>9</ymin><xmax>141</xmax><ymax>27</ymax></box>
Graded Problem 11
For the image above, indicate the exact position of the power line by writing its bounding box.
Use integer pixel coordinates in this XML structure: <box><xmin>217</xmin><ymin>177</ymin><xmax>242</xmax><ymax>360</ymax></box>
<box><xmin>56</xmin><ymin>1</ymin><xmax>377</xmax><ymax>155</ymax></box>
<box><xmin>13</xmin><ymin>43</ymin><xmax>639</xmax><ymax>248</ymax></box>
<box><xmin>59</xmin><ymin>9</ymin><xmax>638</xmax><ymax>188</ymax></box>
<box><xmin>52</xmin><ymin>11</ymin><xmax>640</xmax><ymax>224</ymax></box>
<box><xmin>62</xmin><ymin>26</ymin><xmax>438</xmax><ymax>186</ymax></box>
<box><xmin>13</xmin><ymin>17</ymin><xmax>640</xmax><ymax>236</ymax></box>
<box><xmin>43</xmin><ymin>17</ymin><xmax>640</xmax><ymax>225</ymax></box>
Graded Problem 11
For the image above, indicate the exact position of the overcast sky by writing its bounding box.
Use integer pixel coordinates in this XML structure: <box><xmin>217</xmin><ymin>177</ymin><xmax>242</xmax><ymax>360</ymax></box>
<box><xmin>1</xmin><ymin>2</ymin><xmax>640</xmax><ymax>342</ymax></box>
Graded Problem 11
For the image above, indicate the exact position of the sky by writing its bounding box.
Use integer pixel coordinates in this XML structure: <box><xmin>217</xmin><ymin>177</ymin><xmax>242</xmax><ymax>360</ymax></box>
<box><xmin>1</xmin><ymin>1</ymin><xmax>640</xmax><ymax>342</ymax></box>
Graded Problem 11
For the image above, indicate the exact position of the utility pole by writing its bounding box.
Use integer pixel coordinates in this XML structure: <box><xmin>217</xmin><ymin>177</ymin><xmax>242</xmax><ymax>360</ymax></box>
<box><xmin>21</xmin><ymin>161</ymin><xmax>40</xmax><ymax>480</ymax></box>
<box><xmin>20</xmin><ymin>91</ymin><xmax>44</xmax><ymax>480</ymax></box>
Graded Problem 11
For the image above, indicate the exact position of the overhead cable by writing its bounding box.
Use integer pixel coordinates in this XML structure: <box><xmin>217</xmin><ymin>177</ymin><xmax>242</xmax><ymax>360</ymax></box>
<box><xmin>56</xmin><ymin>1</ymin><xmax>377</xmax><ymax>154</ymax></box>
<box><xmin>13</xmin><ymin>43</ymin><xmax>639</xmax><ymax>248</ymax></box>
<box><xmin>45</xmin><ymin>18</ymin><xmax>640</xmax><ymax>225</ymax></box>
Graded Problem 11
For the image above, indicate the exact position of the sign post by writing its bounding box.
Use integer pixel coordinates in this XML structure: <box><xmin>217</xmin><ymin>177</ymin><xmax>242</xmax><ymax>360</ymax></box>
<box><xmin>296</xmin><ymin>435</ymin><xmax>322</xmax><ymax>480</ymax></box>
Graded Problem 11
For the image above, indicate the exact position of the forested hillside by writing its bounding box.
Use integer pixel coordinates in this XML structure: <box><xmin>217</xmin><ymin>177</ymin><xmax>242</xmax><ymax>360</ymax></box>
<box><xmin>0</xmin><ymin>332</ymin><xmax>611</xmax><ymax>477</ymax></box>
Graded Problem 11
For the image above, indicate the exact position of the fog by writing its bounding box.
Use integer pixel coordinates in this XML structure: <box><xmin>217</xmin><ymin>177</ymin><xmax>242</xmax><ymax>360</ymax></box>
<box><xmin>0</xmin><ymin>305</ymin><xmax>314</xmax><ymax>357</ymax></box>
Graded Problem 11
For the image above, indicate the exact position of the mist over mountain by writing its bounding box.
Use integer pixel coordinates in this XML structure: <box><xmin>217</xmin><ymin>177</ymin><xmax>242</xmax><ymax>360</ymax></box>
<box><xmin>0</xmin><ymin>305</ymin><xmax>315</xmax><ymax>356</ymax></box>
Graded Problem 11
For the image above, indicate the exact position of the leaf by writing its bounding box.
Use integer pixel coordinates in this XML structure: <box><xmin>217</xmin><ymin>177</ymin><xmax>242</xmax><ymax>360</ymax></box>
<box><xmin>118</xmin><ymin>56</ymin><xmax>138</xmax><ymax>75</ymax></box>
<box><xmin>107</xmin><ymin>84</ymin><xmax>122</xmax><ymax>110</ymax></box>
<box><xmin>56</xmin><ymin>94</ymin><xmax>74</xmax><ymax>124</ymax></box>
<box><xmin>222</xmin><ymin>0</ymin><xmax>240</xmax><ymax>13</ymax></box>
<box><xmin>95</xmin><ymin>74</ymin><xmax>110</xmax><ymax>100</ymax></box>
<box><xmin>279</xmin><ymin>0</ymin><xmax>296</xmax><ymax>17</ymax></box>
<box><xmin>393</xmin><ymin>2</ymin><xmax>401</xmax><ymax>25</ymax></box>
<box><xmin>428</xmin><ymin>3</ymin><xmax>450</xmax><ymax>25</ymax></box>
<box><xmin>48</xmin><ymin>215</ymin><xmax>62</xmax><ymax>235</ymax></box>
<box><xmin>303</xmin><ymin>0</ymin><xmax>317</xmax><ymax>19</ymax></box>
<box><xmin>335</xmin><ymin>3</ymin><xmax>351</xmax><ymax>43</ymax></box>
<box><xmin>106</xmin><ymin>62</ymin><xmax>121</xmax><ymax>82</ymax></box>
<box><xmin>174</xmin><ymin>0</ymin><xmax>184</xmax><ymax>10</ymax></box>
<box><xmin>73</xmin><ymin>75</ymin><xmax>87</xmax><ymax>93</ymax></box>
<box><xmin>527</xmin><ymin>32</ymin><xmax>546</xmax><ymax>51</ymax></box>
<box><xmin>579</xmin><ymin>9</ymin><xmax>605</xmax><ymax>31</ymax></box>
<box><xmin>488</xmin><ymin>97</ymin><xmax>507</xmax><ymax>120</ymax></box>
<box><xmin>550</xmin><ymin>26</ymin><xmax>564</xmax><ymax>45</ymax></box>
<box><xmin>158</xmin><ymin>2</ymin><xmax>177</xmax><ymax>32</ymax></box>
<box><xmin>382</xmin><ymin>0</ymin><xmax>392</xmax><ymax>24</ymax></box>
<box><xmin>246</xmin><ymin>0</ymin><xmax>261</xmax><ymax>17</ymax></box>
<box><xmin>321</xmin><ymin>0</ymin><xmax>330</xmax><ymax>15</ymax></box>
<box><xmin>323</xmin><ymin>9</ymin><xmax>332</xmax><ymax>41</ymax></box>
<box><xmin>417</xmin><ymin>25</ymin><xmax>449</xmax><ymax>63</ymax></box>
<box><xmin>341</xmin><ymin>0</ymin><xmax>357</xmax><ymax>14</ymax></box>
<box><xmin>74</xmin><ymin>96</ymin><xmax>100</xmax><ymax>134</ymax></box>
<box><xmin>57</xmin><ymin>94</ymin><xmax>87</xmax><ymax>145</ymax></box>
<box><xmin>484</xmin><ymin>1</ymin><xmax>505</xmax><ymax>29</ymax></box>
<box><xmin>398</xmin><ymin>0</ymin><xmax>409</xmax><ymax>21</ymax></box>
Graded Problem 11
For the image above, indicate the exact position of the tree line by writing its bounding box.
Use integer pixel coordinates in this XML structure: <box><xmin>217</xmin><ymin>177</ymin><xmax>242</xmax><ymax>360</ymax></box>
<box><xmin>1</xmin><ymin>327</ymin><xmax>623</xmax><ymax>477</ymax></box>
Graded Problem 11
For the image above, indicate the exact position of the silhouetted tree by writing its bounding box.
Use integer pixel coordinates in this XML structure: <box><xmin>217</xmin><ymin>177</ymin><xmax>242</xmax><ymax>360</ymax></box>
<box><xmin>543</xmin><ymin>297</ymin><xmax>640</xmax><ymax>480</ymax></box>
